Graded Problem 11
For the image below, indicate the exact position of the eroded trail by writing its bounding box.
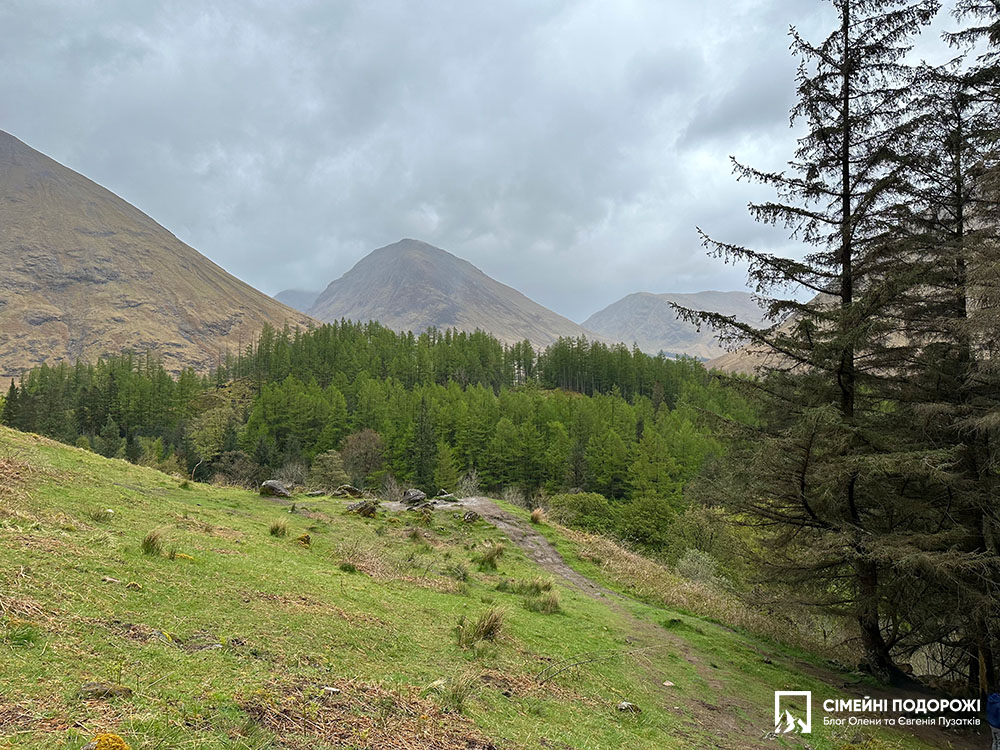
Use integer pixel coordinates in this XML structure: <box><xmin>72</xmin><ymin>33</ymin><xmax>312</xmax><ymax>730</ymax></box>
<box><xmin>434</xmin><ymin>497</ymin><xmax>984</xmax><ymax>750</ymax></box>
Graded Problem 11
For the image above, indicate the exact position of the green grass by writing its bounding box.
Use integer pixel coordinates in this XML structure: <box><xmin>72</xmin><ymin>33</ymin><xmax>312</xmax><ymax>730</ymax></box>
<box><xmin>0</xmin><ymin>427</ymin><xmax>954</xmax><ymax>749</ymax></box>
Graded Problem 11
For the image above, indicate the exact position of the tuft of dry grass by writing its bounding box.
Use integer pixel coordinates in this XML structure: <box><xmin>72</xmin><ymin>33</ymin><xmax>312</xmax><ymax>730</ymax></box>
<box><xmin>140</xmin><ymin>529</ymin><xmax>165</xmax><ymax>556</ymax></box>
<box><xmin>524</xmin><ymin>591</ymin><xmax>561</xmax><ymax>615</ymax></box>
<box><xmin>269</xmin><ymin>520</ymin><xmax>287</xmax><ymax>537</ymax></box>
<box><xmin>89</xmin><ymin>508</ymin><xmax>115</xmax><ymax>524</ymax></box>
<box><xmin>475</xmin><ymin>542</ymin><xmax>505</xmax><ymax>571</ymax></box>
<box><xmin>457</xmin><ymin>606</ymin><xmax>505</xmax><ymax>648</ymax></box>
<box><xmin>497</xmin><ymin>577</ymin><xmax>552</xmax><ymax>596</ymax></box>
<box><xmin>529</xmin><ymin>508</ymin><xmax>545</xmax><ymax>525</ymax></box>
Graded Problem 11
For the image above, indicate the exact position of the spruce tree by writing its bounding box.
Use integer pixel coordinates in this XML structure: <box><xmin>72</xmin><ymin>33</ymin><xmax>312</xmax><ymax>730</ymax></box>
<box><xmin>690</xmin><ymin>0</ymin><xmax>938</xmax><ymax>683</ymax></box>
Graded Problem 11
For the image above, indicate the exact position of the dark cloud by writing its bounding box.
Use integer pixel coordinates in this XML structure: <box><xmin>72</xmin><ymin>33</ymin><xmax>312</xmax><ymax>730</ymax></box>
<box><xmin>0</xmin><ymin>0</ymin><xmax>951</xmax><ymax>321</ymax></box>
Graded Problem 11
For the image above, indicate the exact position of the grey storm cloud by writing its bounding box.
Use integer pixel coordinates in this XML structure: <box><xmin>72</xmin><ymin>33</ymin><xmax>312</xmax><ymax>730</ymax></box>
<box><xmin>0</xmin><ymin>0</ymin><xmax>956</xmax><ymax>320</ymax></box>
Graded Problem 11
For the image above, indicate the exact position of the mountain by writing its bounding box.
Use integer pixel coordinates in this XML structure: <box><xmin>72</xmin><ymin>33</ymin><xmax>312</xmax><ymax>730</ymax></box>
<box><xmin>307</xmin><ymin>239</ymin><xmax>599</xmax><ymax>346</ymax></box>
<box><xmin>582</xmin><ymin>290</ymin><xmax>769</xmax><ymax>359</ymax></box>
<box><xmin>274</xmin><ymin>289</ymin><xmax>320</xmax><ymax>313</ymax></box>
<box><xmin>0</xmin><ymin>131</ymin><xmax>314</xmax><ymax>379</ymax></box>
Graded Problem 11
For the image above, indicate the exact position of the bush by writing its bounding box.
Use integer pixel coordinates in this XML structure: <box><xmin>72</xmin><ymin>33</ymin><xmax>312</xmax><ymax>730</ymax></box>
<box><xmin>458</xmin><ymin>470</ymin><xmax>480</xmax><ymax>498</ymax></box>
<box><xmin>269</xmin><ymin>520</ymin><xmax>288</xmax><ymax>537</ymax></box>
<box><xmin>210</xmin><ymin>451</ymin><xmax>264</xmax><ymax>489</ymax></box>
<box><xmin>140</xmin><ymin>529</ymin><xmax>164</xmax><ymax>556</ymax></box>
<box><xmin>278</xmin><ymin>459</ymin><xmax>309</xmax><ymax>487</ymax></box>
<box><xmin>547</xmin><ymin>492</ymin><xmax>615</xmax><ymax>534</ymax></box>
<box><xmin>307</xmin><ymin>450</ymin><xmax>348</xmax><ymax>492</ymax></box>
<box><xmin>675</xmin><ymin>548</ymin><xmax>720</xmax><ymax>584</ymax></box>
<box><xmin>500</xmin><ymin>485</ymin><xmax>528</xmax><ymax>509</ymax></box>
<box><xmin>530</xmin><ymin>507</ymin><xmax>545</xmax><ymax>524</ymax></box>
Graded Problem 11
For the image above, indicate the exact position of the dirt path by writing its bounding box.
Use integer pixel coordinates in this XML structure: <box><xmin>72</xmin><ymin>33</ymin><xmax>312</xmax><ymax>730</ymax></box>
<box><xmin>390</xmin><ymin>496</ymin><xmax>984</xmax><ymax>750</ymax></box>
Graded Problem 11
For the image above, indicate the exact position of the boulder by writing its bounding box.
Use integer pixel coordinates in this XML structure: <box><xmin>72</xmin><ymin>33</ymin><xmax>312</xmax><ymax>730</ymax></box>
<box><xmin>332</xmin><ymin>484</ymin><xmax>363</xmax><ymax>498</ymax></box>
<box><xmin>260</xmin><ymin>480</ymin><xmax>292</xmax><ymax>498</ymax></box>
<box><xmin>305</xmin><ymin>490</ymin><xmax>326</xmax><ymax>497</ymax></box>
<box><xmin>346</xmin><ymin>499</ymin><xmax>380</xmax><ymax>518</ymax></box>
<box><xmin>402</xmin><ymin>488</ymin><xmax>427</xmax><ymax>505</ymax></box>
<box><xmin>616</xmin><ymin>701</ymin><xmax>640</xmax><ymax>713</ymax></box>
<box><xmin>463</xmin><ymin>511</ymin><xmax>480</xmax><ymax>524</ymax></box>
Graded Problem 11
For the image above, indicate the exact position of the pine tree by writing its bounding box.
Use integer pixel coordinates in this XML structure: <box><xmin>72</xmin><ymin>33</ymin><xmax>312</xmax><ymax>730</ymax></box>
<box><xmin>433</xmin><ymin>441</ymin><xmax>460</xmax><ymax>493</ymax></box>
<box><xmin>1</xmin><ymin>380</ymin><xmax>18</xmax><ymax>427</ymax></box>
<box><xmin>690</xmin><ymin>0</ymin><xmax>939</xmax><ymax>684</ymax></box>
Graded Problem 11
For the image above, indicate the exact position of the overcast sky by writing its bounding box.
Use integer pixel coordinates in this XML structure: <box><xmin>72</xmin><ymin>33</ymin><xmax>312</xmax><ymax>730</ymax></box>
<box><xmin>0</xmin><ymin>0</ymin><xmax>960</xmax><ymax>321</ymax></box>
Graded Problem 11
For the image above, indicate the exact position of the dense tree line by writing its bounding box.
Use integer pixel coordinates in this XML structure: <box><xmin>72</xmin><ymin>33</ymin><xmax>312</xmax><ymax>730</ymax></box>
<box><xmin>0</xmin><ymin>322</ymin><xmax>750</xmax><ymax>554</ymax></box>
<box><xmin>689</xmin><ymin>0</ymin><xmax>1000</xmax><ymax>692</ymax></box>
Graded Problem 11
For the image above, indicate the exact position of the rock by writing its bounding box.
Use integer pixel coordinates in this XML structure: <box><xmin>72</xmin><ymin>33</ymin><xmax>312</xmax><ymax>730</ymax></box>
<box><xmin>402</xmin><ymin>488</ymin><xmax>427</xmax><ymax>505</ymax></box>
<box><xmin>332</xmin><ymin>484</ymin><xmax>363</xmax><ymax>498</ymax></box>
<box><xmin>346</xmin><ymin>499</ymin><xmax>380</xmax><ymax>517</ymax></box>
<box><xmin>463</xmin><ymin>511</ymin><xmax>480</xmax><ymax>523</ymax></box>
<box><xmin>78</xmin><ymin>682</ymin><xmax>133</xmax><ymax>700</ymax></box>
<box><xmin>435</xmin><ymin>490</ymin><xmax>457</xmax><ymax>500</ymax></box>
<box><xmin>101</xmin><ymin>576</ymin><xmax>121</xmax><ymax>584</ymax></box>
<box><xmin>260</xmin><ymin>480</ymin><xmax>292</xmax><ymax>498</ymax></box>
<box><xmin>305</xmin><ymin>490</ymin><xmax>326</xmax><ymax>497</ymax></box>
<box><xmin>661</xmin><ymin>680</ymin><xmax>675</xmax><ymax>687</ymax></box>
<box><xmin>322</xmin><ymin>686</ymin><xmax>341</xmax><ymax>696</ymax></box>
<box><xmin>616</xmin><ymin>701</ymin><xmax>640</xmax><ymax>713</ymax></box>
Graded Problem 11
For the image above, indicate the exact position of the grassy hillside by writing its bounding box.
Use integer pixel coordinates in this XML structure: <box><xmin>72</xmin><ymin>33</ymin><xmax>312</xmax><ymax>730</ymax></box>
<box><xmin>0</xmin><ymin>426</ymin><xmax>971</xmax><ymax>749</ymax></box>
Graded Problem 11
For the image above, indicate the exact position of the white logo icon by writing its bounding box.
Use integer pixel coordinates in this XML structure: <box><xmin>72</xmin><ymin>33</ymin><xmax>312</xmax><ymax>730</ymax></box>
<box><xmin>774</xmin><ymin>691</ymin><xmax>812</xmax><ymax>734</ymax></box>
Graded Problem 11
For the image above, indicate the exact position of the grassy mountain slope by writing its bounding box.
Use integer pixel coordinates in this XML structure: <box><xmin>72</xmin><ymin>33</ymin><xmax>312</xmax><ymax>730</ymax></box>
<box><xmin>0</xmin><ymin>131</ymin><xmax>315</xmax><ymax>379</ymax></box>
<box><xmin>0</xmin><ymin>426</ymin><xmax>968</xmax><ymax>749</ymax></box>
<box><xmin>308</xmin><ymin>239</ymin><xmax>600</xmax><ymax>347</ymax></box>
<box><xmin>582</xmin><ymin>291</ymin><xmax>769</xmax><ymax>360</ymax></box>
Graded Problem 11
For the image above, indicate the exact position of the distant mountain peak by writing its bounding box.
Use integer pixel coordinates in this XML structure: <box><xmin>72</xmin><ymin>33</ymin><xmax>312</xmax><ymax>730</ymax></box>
<box><xmin>307</xmin><ymin>239</ymin><xmax>599</xmax><ymax>346</ymax></box>
<box><xmin>0</xmin><ymin>131</ymin><xmax>314</xmax><ymax>379</ymax></box>
<box><xmin>582</xmin><ymin>289</ymin><xmax>768</xmax><ymax>360</ymax></box>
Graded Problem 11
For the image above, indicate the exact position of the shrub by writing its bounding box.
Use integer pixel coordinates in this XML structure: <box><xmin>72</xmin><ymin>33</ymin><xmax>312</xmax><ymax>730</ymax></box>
<box><xmin>675</xmin><ymin>548</ymin><xmax>720</xmax><ymax>584</ymax></box>
<box><xmin>381</xmin><ymin>473</ymin><xmax>404</xmax><ymax>504</ymax></box>
<box><xmin>457</xmin><ymin>606</ymin><xmax>504</xmax><ymax>648</ymax></box>
<box><xmin>269</xmin><ymin>520</ymin><xmax>288</xmax><ymax>537</ymax></box>
<box><xmin>307</xmin><ymin>451</ymin><xmax>348</xmax><ymax>492</ymax></box>
<box><xmin>457</xmin><ymin>469</ymin><xmax>480</xmax><ymax>498</ymax></box>
<box><xmin>210</xmin><ymin>451</ymin><xmax>264</xmax><ymax>489</ymax></box>
<box><xmin>140</xmin><ymin>529</ymin><xmax>164</xmax><ymax>556</ymax></box>
<box><xmin>278</xmin><ymin>459</ymin><xmax>309</xmax><ymax>488</ymax></box>
<box><xmin>547</xmin><ymin>493</ymin><xmax>615</xmax><ymax>534</ymax></box>
<box><xmin>530</xmin><ymin>507</ymin><xmax>545</xmax><ymax>524</ymax></box>
<box><xmin>500</xmin><ymin>485</ymin><xmax>528</xmax><ymax>509</ymax></box>
<box><xmin>476</xmin><ymin>541</ymin><xmax>505</xmax><ymax>571</ymax></box>
<box><xmin>339</xmin><ymin>562</ymin><xmax>358</xmax><ymax>573</ymax></box>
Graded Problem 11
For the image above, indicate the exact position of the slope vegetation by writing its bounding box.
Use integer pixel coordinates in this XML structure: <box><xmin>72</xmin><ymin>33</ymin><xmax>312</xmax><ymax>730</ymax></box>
<box><xmin>0</xmin><ymin>131</ymin><xmax>314</xmax><ymax>379</ymax></box>
<box><xmin>0</xmin><ymin>426</ymin><xmax>972</xmax><ymax>749</ymax></box>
